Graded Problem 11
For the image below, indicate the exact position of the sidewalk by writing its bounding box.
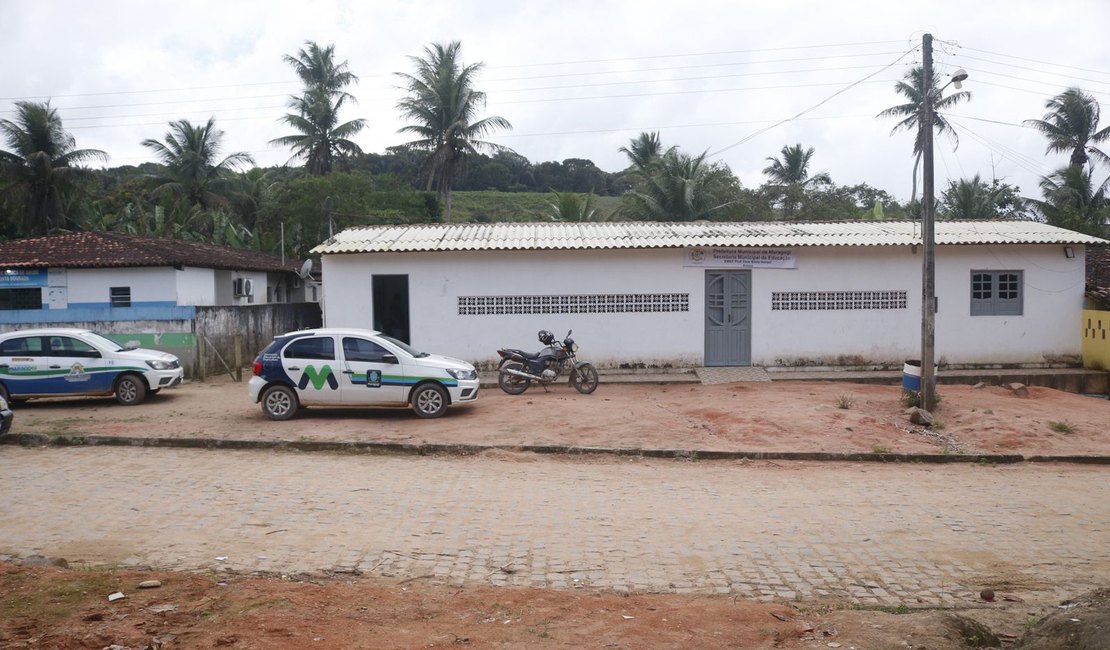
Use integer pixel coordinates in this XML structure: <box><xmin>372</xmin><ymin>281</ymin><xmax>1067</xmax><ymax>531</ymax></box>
<box><xmin>480</xmin><ymin>365</ymin><xmax>1109</xmax><ymax>394</ymax></box>
<box><xmin>5</xmin><ymin>370</ymin><xmax>1109</xmax><ymax>463</ymax></box>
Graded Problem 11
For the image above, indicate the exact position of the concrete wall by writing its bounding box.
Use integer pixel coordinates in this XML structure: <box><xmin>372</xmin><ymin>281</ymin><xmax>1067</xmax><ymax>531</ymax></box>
<box><xmin>194</xmin><ymin>303</ymin><xmax>322</xmax><ymax>374</ymax></box>
<box><xmin>320</xmin><ymin>243</ymin><xmax>1086</xmax><ymax>368</ymax></box>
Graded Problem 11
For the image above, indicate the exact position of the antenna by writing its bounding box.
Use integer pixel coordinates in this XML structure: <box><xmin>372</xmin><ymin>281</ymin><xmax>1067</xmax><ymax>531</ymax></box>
<box><xmin>297</xmin><ymin>259</ymin><xmax>313</xmax><ymax>279</ymax></box>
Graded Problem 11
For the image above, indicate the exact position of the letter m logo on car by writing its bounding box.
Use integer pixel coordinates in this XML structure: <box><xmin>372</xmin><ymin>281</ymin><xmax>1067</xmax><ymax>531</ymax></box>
<box><xmin>298</xmin><ymin>365</ymin><xmax>338</xmax><ymax>390</ymax></box>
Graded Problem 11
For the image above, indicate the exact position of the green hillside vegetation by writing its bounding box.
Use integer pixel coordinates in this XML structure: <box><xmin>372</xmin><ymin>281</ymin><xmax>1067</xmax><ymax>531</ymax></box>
<box><xmin>448</xmin><ymin>191</ymin><xmax>622</xmax><ymax>222</ymax></box>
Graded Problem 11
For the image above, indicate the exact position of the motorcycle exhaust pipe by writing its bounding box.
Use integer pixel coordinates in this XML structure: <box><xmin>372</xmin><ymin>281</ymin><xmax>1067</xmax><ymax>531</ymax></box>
<box><xmin>501</xmin><ymin>367</ymin><xmax>544</xmax><ymax>381</ymax></box>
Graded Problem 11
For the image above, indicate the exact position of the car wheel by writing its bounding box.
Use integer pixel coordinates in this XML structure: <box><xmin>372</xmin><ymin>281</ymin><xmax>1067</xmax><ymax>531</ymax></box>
<box><xmin>115</xmin><ymin>374</ymin><xmax>148</xmax><ymax>406</ymax></box>
<box><xmin>261</xmin><ymin>385</ymin><xmax>298</xmax><ymax>421</ymax></box>
<box><xmin>411</xmin><ymin>383</ymin><xmax>449</xmax><ymax>419</ymax></box>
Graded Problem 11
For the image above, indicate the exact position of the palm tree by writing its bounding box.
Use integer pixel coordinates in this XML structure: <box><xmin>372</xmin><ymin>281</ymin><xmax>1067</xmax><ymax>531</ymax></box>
<box><xmin>878</xmin><ymin>66</ymin><xmax>971</xmax><ymax>202</ymax></box>
<box><xmin>1024</xmin><ymin>87</ymin><xmax>1110</xmax><ymax>170</ymax></box>
<box><xmin>141</xmin><ymin>117</ymin><xmax>254</xmax><ymax>213</ymax></box>
<box><xmin>546</xmin><ymin>190</ymin><xmax>600</xmax><ymax>222</ymax></box>
<box><xmin>270</xmin><ymin>89</ymin><xmax>366</xmax><ymax>175</ymax></box>
<box><xmin>395</xmin><ymin>41</ymin><xmax>512</xmax><ymax>221</ymax></box>
<box><xmin>619</xmin><ymin>131</ymin><xmax>664</xmax><ymax>171</ymax></box>
<box><xmin>282</xmin><ymin>41</ymin><xmax>359</xmax><ymax>100</ymax></box>
<box><xmin>0</xmin><ymin>100</ymin><xmax>107</xmax><ymax>234</ymax></box>
<box><xmin>1032</xmin><ymin>165</ymin><xmax>1109</xmax><ymax>236</ymax></box>
<box><xmin>939</xmin><ymin>174</ymin><xmax>1004</xmax><ymax>219</ymax></box>
<box><xmin>273</xmin><ymin>42</ymin><xmax>366</xmax><ymax>176</ymax></box>
<box><xmin>623</xmin><ymin>148</ymin><xmax>738</xmax><ymax>221</ymax></box>
<box><xmin>761</xmin><ymin>143</ymin><xmax>831</xmax><ymax>219</ymax></box>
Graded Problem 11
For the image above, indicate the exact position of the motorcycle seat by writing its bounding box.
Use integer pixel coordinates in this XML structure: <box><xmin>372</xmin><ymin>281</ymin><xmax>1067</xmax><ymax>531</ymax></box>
<box><xmin>505</xmin><ymin>348</ymin><xmax>543</xmax><ymax>360</ymax></box>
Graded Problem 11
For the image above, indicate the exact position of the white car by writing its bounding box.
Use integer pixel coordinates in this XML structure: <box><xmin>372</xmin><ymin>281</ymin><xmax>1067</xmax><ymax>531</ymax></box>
<box><xmin>248</xmin><ymin>328</ymin><xmax>480</xmax><ymax>420</ymax></box>
<box><xmin>0</xmin><ymin>328</ymin><xmax>184</xmax><ymax>405</ymax></box>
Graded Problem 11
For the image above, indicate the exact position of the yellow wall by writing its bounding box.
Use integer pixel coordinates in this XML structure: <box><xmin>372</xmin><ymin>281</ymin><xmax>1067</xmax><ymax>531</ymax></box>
<box><xmin>1082</xmin><ymin>310</ymin><xmax>1110</xmax><ymax>370</ymax></box>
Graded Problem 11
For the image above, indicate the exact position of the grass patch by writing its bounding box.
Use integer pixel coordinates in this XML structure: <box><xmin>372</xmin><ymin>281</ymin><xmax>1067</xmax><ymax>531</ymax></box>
<box><xmin>0</xmin><ymin>572</ymin><xmax>118</xmax><ymax>625</ymax></box>
<box><xmin>901</xmin><ymin>390</ymin><xmax>941</xmax><ymax>408</ymax></box>
<box><xmin>870</xmin><ymin>444</ymin><xmax>891</xmax><ymax>454</ymax></box>
<box><xmin>1048</xmin><ymin>420</ymin><xmax>1075</xmax><ymax>433</ymax></box>
<box><xmin>836</xmin><ymin>394</ymin><xmax>855</xmax><ymax>409</ymax></box>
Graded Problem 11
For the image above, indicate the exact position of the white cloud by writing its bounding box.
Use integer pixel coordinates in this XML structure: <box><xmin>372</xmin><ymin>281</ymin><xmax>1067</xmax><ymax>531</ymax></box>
<box><xmin>2</xmin><ymin>0</ymin><xmax>1109</xmax><ymax>202</ymax></box>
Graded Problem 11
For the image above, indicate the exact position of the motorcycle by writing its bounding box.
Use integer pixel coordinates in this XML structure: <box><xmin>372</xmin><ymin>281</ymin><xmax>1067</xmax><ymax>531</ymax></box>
<box><xmin>496</xmin><ymin>330</ymin><xmax>599</xmax><ymax>395</ymax></box>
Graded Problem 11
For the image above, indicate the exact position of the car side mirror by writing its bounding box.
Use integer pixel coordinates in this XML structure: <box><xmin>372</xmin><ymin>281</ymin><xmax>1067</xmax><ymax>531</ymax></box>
<box><xmin>381</xmin><ymin>354</ymin><xmax>398</xmax><ymax>365</ymax></box>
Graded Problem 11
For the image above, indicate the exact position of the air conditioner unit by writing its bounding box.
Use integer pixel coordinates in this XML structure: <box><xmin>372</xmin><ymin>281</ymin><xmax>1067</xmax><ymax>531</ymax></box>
<box><xmin>233</xmin><ymin>278</ymin><xmax>255</xmax><ymax>297</ymax></box>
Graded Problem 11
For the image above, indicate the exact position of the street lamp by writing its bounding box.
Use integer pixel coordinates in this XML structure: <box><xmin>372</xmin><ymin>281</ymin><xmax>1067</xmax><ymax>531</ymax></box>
<box><xmin>920</xmin><ymin>34</ymin><xmax>967</xmax><ymax>412</ymax></box>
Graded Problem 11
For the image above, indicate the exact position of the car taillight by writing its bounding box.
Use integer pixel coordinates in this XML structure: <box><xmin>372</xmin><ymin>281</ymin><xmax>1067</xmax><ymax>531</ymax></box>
<box><xmin>253</xmin><ymin>360</ymin><xmax>262</xmax><ymax>376</ymax></box>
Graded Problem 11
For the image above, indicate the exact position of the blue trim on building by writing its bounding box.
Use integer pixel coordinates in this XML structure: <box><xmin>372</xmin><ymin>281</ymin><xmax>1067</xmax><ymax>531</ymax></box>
<box><xmin>0</xmin><ymin>304</ymin><xmax>196</xmax><ymax>324</ymax></box>
<box><xmin>68</xmin><ymin>301</ymin><xmax>180</xmax><ymax>310</ymax></box>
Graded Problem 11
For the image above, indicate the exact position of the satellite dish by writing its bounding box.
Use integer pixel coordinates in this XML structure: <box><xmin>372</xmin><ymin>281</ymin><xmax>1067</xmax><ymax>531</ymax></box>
<box><xmin>297</xmin><ymin>259</ymin><xmax>313</xmax><ymax>279</ymax></box>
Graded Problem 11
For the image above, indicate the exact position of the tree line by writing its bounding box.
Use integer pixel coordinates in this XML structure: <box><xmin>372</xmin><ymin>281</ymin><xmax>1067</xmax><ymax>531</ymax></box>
<box><xmin>1</xmin><ymin>40</ymin><xmax>1107</xmax><ymax>260</ymax></box>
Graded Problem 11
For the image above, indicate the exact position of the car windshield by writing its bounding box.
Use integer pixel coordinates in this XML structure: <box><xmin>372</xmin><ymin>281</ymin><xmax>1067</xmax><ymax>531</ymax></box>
<box><xmin>85</xmin><ymin>331</ymin><xmax>129</xmax><ymax>352</ymax></box>
<box><xmin>380</xmin><ymin>335</ymin><xmax>429</xmax><ymax>358</ymax></box>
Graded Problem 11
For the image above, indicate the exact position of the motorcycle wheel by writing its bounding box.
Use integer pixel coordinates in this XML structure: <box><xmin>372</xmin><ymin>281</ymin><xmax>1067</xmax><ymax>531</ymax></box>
<box><xmin>498</xmin><ymin>361</ymin><xmax>531</xmax><ymax>395</ymax></box>
<box><xmin>570</xmin><ymin>363</ymin><xmax>599</xmax><ymax>394</ymax></box>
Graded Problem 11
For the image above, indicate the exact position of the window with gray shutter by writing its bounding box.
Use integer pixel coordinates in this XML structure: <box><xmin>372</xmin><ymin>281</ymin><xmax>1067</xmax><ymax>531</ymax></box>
<box><xmin>110</xmin><ymin>286</ymin><xmax>131</xmax><ymax>307</ymax></box>
<box><xmin>970</xmin><ymin>270</ymin><xmax>1023</xmax><ymax>316</ymax></box>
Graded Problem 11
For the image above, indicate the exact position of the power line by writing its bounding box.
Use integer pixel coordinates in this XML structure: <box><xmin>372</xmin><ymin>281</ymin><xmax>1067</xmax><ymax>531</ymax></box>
<box><xmin>494</xmin><ymin>113</ymin><xmax>876</xmax><ymax>139</ymax></box>
<box><xmin>484</xmin><ymin>51</ymin><xmax>908</xmax><ymax>83</ymax></box>
<box><xmin>960</xmin><ymin>54</ymin><xmax>1110</xmax><ymax>89</ymax></box>
<box><xmin>1</xmin><ymin>81</ymin><xmax>296</xmax><ymax>102</ymax></box>
<box><xmin>495</xmin><ymin>78</ymin><xmax>900</xmax><ymax>106</ymax></box>
<box><xmin>707</xmin><ymin>47</ymin><xmax>918</xmax><ymax>157</ymax></box>
<box><xmin>485</xmin><ymin>40</ymin><xmax>911</xmax><ymax>70</ymax></box>
<box><xmin>0</xmin><ymin>42</ymin><xmax>915</xmax><ymax>103</ymax></box>
<box><xmin>961</xmin><ymin>46</ymin><xmax>1110</xmax><ymax>78</ymax></box>
<box><xmin>1</xmin><ymin>94</ymin><xmax>292</xmax><ymax>114</ymax></box>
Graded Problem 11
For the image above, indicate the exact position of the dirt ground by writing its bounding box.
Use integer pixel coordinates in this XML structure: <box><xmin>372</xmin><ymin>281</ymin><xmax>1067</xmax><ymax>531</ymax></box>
<box><xmin>8</xmin><ymin>375</ymin><xmax>1110</xmax><ymax>457</ymax></box>
<box><xmin>5</xmin><ymin>560</ymin><xmax>1104</xmax><ymax>650</ymax></box>
<box><xmin>4</xmin><ymin>377</ymin><xmax>1109</xmax><ymax>648</ymax></box>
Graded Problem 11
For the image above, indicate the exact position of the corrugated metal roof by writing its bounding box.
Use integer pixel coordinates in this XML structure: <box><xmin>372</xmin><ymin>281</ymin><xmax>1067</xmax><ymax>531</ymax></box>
<box><xmin>311</xmin><ymin>220</ymin><xmax>1109</xmax><ymax>254</ymax></box>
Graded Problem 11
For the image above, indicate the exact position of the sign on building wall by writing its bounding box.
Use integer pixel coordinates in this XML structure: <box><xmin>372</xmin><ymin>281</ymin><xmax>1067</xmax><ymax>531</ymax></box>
<box><xmin>0</xmin><ymin>268</ymin><xmax>48</xmax><ymax>287</ymax></box>
<box><xmin>683</xmin><ymin>248</ymin><xmax>796</xmax><ymax>269</ymax></box>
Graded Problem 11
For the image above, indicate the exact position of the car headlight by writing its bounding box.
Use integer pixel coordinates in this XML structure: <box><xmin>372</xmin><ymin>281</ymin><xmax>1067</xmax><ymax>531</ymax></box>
<box><xmin>446</xmin><ymin>368</ymin><xmax>478</xmax><ymax>381</ymax></box>
<box><xmin>146</xmin><ymin>359</ymin><xmax>178</xmax><ymax>370</ymax></box>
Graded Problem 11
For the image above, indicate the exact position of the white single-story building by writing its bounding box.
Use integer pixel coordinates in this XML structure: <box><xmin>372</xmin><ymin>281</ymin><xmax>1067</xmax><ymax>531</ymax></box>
<box><xmin>0</xmin><ymin>231</ymin><xmax>318</xmax><ymax>326</ymax></box>
<box><xmin>313</xmin><ymin>220</ymin><xmax>1107</xmax><ymax>368</ymax></box>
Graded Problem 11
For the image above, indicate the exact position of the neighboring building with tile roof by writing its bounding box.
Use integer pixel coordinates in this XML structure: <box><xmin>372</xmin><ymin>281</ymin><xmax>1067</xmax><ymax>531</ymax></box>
<box><xmin>1086</xmin><ymin>246</ymin><xmax>1110</xmax><ymax>310</ymax></box>
<box><xmin>0</xmin><ymin>232</ymin><xmax>317</xmax><ymax>326</ymax></box>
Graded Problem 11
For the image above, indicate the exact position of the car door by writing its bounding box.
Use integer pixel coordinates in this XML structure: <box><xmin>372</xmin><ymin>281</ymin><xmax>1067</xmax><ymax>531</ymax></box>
<box><xmin>47</xmin><ymin>335</ymin><xmax>114</xmax><ymax>394</ymax></box>
<box><xmin>0</xmin><ymin>335</ymin><xmax>52</xmax><ymax>396</ymax></box>
<box><xmin>339</xmin><ymin>336</ymin><xmax>407</xmax><ymax>404</ymax></box>
<box><xmin>281</xmin><ymin>335</ymin><xmax>342</xmax><ymax>405</ymax></box>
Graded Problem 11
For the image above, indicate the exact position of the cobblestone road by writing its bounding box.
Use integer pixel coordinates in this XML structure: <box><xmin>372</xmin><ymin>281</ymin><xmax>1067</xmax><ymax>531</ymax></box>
<box><xmin>2</xmin><ymin>446</ymin><xmax>1107</xmax><ymax>606</ymax></box>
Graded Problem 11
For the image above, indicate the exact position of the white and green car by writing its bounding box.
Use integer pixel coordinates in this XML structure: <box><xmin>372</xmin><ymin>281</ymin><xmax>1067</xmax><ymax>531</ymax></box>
<box><xmin>0</xmin><ymin>328</ymin><xmax>184</xmax><ymax>405</ymax></box>
<box><xmin>248</xmin><ymin>328</ymin><xmax>480</xmax><ymax>420</ymax></box>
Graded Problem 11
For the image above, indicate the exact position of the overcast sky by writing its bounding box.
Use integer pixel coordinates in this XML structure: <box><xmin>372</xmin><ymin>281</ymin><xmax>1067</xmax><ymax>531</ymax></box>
<box><xmin>2</xmin><ymin>0</ymin><xmax>1109</xmax><ymax>204</ymax></box>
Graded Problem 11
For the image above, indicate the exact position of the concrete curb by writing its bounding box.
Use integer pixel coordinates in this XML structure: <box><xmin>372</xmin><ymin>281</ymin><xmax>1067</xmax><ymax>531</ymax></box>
<box><xmin>4</xmin><ymin>432</ymin><xmax>1109</xmax><ymax>464</ymax></box>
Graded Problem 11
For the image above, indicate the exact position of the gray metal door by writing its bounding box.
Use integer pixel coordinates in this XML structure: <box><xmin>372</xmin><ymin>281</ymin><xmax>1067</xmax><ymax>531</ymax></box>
<box><xmin>704</xmin><ymin>270</ymin><xmax>751</xmax><ymax>366</ymax></box>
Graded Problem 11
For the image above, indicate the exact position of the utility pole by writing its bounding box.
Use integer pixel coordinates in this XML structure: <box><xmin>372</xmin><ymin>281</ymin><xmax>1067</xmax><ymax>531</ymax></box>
<box><xmin>920</xmin><ymin>33</ymin><xmax>937</xmax><ymax>411</ymax></box>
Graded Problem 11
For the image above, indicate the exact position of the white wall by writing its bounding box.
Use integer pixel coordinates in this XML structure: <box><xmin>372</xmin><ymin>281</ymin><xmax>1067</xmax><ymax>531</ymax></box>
<box><xmin>934</xmin><ymin>244</ymin><xmax>1085</xmax><ymax>364</ymax></box>
<box><xmin>321</xmin><ymin>244</ymin><xmax>1087</xmax><ymax>367</ymax></box>
<box><xmin>175</xmin><ymin>267</ymin><xmax>216</xmax><ymax>305</ymax></box>
<box><xmin>323</xmin><ymin>249</ymin><xmax>705</xmax><ymax>366</ymax></box>
<box><xmin>66</xmin><ymin>267</ymin><xmax>177</xmax><ymax>304</ymax></box>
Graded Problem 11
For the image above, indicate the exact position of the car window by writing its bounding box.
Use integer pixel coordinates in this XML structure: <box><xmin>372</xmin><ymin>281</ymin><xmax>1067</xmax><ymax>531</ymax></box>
<box><xmin>342</xmin><ymin>337</ymin><xmax>393</xmax><ymax>363</ymax></box>
<box><xmin>0</xmin><ymin>336</ymin><xmax>43</xmax><ymax>356</ymax></box>
<box><xmin>48</xmin><ymin>336</ymin><xmax>101</xmax><ymax>358</ymax></box>
<box><xmin>283</xmin><ymin>336</ymin><xmax>335</xmax><ymax>360</ymax></box>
